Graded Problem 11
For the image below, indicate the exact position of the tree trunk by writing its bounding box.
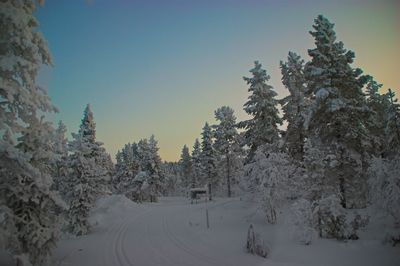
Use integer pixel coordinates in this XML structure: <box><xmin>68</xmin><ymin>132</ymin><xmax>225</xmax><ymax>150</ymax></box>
<box><xmin>226</xmin><ymin>153</ymin><xmax>231</xmax><ymax>197</ymax></box>
<box><xmin>208</xmin><ymin>169</ymin><xmax>212</xmax><ymax>201</ymax></box>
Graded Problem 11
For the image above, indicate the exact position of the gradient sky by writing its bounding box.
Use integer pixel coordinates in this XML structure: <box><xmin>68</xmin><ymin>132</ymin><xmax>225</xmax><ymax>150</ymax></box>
<box><xmin>36</xmin><ymin>0</ymin><xmax>400</xmax><ymax>162</ymax></box>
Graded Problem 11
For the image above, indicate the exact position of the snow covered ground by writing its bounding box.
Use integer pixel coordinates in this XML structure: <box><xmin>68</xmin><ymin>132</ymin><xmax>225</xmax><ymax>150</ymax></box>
<box><xmin>2</xmin><ymin>195</ymin><xmax>399</xmax><ymax>266</ymax></box>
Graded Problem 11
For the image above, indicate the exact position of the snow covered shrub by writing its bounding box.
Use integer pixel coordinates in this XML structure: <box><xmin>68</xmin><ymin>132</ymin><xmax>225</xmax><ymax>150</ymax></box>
<box><xmin>289</xmin><ymin>199</ymin><xmax>317</xmax><ymax>245</ymax></box>
<box><xmin>315</xmin><ymin>195</ymin><xmax>347</xmax><ymax>240</ymax></box>
<box><xmin>367</xmin><ymin>156</ymin><xmax>400</xmax><ymax>224</ymax></box>
<box><xmin>243</xmin><ymin>144</ymin><xmax>296</xmax><ymax>224</ymax></box>
<box><xmin>246</xmin><ymin>224</ymin><xmax>268</xmax><ymax>258</ymax></box>
<box><xmin>125</xmin><ymin>171</ymin><xmax>153</xmax><ymax>203</ymax></box>
<box><xmin>347</xmin><ymin>213</ymin><xmax>369</xmax><ymax>240</ymax></box>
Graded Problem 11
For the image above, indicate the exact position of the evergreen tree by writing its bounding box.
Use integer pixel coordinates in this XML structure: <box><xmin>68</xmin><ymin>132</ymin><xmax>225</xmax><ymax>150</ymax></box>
<box><xmin>200</xmin><ymin>123</ymin><xmax>217</xmax><ymax>200</ymax></box>
<box><xmin>52</xmin><ymin>121</ymin><xmax>70</xmax><ymax>199</ymax></box>
<box><xmin>0</xmin><ymin>1</ymin><xmax>63</xmax><ymax>265</ymax></box>
<box><xmin>213</xmin><ymin>106</ymin><xmax>242</xmax><ymax>197</ymax></box>
<box><xmin>238</xmin><ymin>61</ymin><xmax>282</xmax><ymax>158</ymax></box>
<box><xmin>147</xmin><ymin>135</ymin><xmax>164</xmax><ymax>201</ymax></box>
<box><xmin>280</xmin><ymin>52</ymin><xmax>309</xmax><ymax>160</ymax></box>
<box><xmin>67</xmin><ymin>105</ymin><xmax>110</xmax><ymax>235</ymax></box>
<box><xmin>385</xmin><ymin>89</ymin><xmax>400</xmax><ymax>157</ymax></box>
<box><xmin>303</xmin><ymin>15</ymin><xmax>370</xmax><ymax>208</ymax></box>
<box><xmin>179</xmin><ymin>145</ymin><xmax>192</xmax><ymax>189</ymax></box>
<box><xmin>191</xmin><ymin>138</ymin><xmax>202</xmax><ymax>188</ymax></box>
<box><xmin>364</xmin><ymin>77</ymin><xmax>390</xmax><ymax>157</ymax></box>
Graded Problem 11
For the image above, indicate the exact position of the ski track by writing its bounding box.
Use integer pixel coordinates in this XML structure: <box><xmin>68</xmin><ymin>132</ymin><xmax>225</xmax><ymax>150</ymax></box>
<box><xmin>60</xmin><ymin>198</ymin><xmax>247</xmax><ymax>266</ymax></box>
<box><xmin>162</xmin><ymin>215</ymin><xmax>219</xmax><ymax>266</ymax></box>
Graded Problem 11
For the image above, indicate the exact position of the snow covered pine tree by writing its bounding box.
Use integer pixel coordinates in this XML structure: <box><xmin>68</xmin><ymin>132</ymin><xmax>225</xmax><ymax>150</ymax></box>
<box><xmin>67</xmin><ymin>105</ymin><xmax>111</xmax><ymax>235</ymax></box>
<box><xmin>0</xmin><ymin>1</ymin><xmax>64</xmax><ymax>265</ymax></box>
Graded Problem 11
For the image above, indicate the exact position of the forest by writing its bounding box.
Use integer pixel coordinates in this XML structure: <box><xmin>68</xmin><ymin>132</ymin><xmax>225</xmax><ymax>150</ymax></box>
<box><xmin>0</xmin><ymin>1</ymin><xmax>399</xmax><ymax>266</ymax></box>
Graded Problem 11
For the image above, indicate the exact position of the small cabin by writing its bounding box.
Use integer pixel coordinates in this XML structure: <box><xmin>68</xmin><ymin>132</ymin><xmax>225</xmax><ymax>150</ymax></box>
<box><xmin>189</xmin><ymin>187</ymin><xmax>208</xmax><ymax>203</ymax></box>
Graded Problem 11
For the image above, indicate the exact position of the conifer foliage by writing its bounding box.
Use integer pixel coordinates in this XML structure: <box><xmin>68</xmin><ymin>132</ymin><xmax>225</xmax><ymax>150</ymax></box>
<box><xmin>67</xmin><ymin>104</ymin><xmax>111</xmax><ymax>235</ymax></box>
<box><xmin>303</xmin><ymin>15</ymin><xmax>370</xmax><ymax>209</ymax></box>
<box><xmin>213</xmin><ymin>106</ymin><xmax>242</xmax><ymax>197</ymax></box>
<box><xmin>238</xmin><ymin>61</ymin><xmax>282</xmax><ymax>157</ymax></box>
<box><xmin>0</xmin><ymin>1</ymin><xmax>63</xmax><ymax>265</ymax></box>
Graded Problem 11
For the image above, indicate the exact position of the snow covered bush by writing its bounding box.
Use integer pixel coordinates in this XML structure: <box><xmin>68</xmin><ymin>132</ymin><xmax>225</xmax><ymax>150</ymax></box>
<box><xmin>315</xmin><ymin>195</ymin><xmax>347</xmax><ymax>240</ymax></box>
<box><xmin>125</xmin><ymin>171</ymin><xmax>151</xmax><ymax>203</ymax></box>
<box><xmin>242</xmin><ymin>144</ymin><xmax>297</xmax><ymax>224</ymax></box>
<box><xmin>368</xmin><ymin>156</ymin><xmax>400</xmax><ymax>224</ymax></box>
<box><xmin>289</xmin><ymin>199</ymin><xmax>317</xmax><ymax>245</ymax></box>
<box><xmin>246</xmin><ymin>224</ymin><xmax>269</xmax><ymax>258</ymax></box>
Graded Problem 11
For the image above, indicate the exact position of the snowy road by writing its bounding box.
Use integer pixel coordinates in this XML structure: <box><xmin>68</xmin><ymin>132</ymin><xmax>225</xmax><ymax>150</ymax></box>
<box><xmin>53</xmin><ymin>197</ymin><xmax>265</xmax><ymax>266</ymax></box>
<box><xmin>0</xmin><ymin>196</ymin><xmax>386</xmax><ymax>266</ymax></box>
<box><xmin>1</xmin><ymin>196</ymin><xmax>398</xmax><ymax>266</ymax></box>
<box><xmin>1</xmin><ymin>196</ymin><xmax>399</xmax><ymax>265</ymax></box>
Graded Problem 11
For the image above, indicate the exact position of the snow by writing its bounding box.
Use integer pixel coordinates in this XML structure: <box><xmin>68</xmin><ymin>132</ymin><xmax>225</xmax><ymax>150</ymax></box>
<box><xmin>2</xmin><ymin>195</ymin><xmax>397</xmax><ymax>266</ymax></box>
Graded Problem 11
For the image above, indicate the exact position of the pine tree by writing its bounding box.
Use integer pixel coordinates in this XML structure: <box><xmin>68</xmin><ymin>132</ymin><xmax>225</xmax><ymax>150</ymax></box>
<box><xmin>364</xmin><ymin>77</ymin><xmax>390</xmax><ymax>157</ymax></box>
<box><xmin>303</xmin><ymin>15</ymin><xmax>370</xmax><ymax>208</ymax></box>
<box><xmin>179</xmin><ymin>145</ymin><xmax>192</xmax><ymax>189</ymax></box>
<box><xmin>52</xmin><ymin>121</ymin><xmax>70</xmax><ymax>198</ymax></box>
<box><xmin>0</xmin><ymin>1</ymin><xmax>63</xmax><ymax>265</ymax></box>
<box><xmin>280</xmin><ymin>52</ymin><xmax>308</xmax><ymax>160</ymax></box>
<box><xmin>147</xmin><ymin>135</ymin><xmax>164</xmax><ymax>201</ymax></box>
<box><xmin>191</xmin><ymin>138</ymin><xmax>202</xmax><ymax>188</ymax></box>
<box><xmin>385</xmin><ymin>89</ymin><xmax>400</xmax><ymax>157</ymax></box>
<box><xmin>213</xmin><ymin>106</ymin><xmax>242</xmax><ymax>197</ymax></box>
<box><xmin>67</xmin><ymin>105</ymin><xmax>110</xmax><ymax>235</ymax></box>
<box><xmin>200</xmin><ymin>123</ymin><xmax>217</xmax><ymax>200</ymax></box>
<box><xmin>238</xmin><ymin>61</ymin><xmax>283</xmax><ymax>158</ymax></box>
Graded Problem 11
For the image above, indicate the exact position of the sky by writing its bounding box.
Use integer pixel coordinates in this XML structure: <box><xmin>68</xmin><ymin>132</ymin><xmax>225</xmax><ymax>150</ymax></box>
<box><xmin>36</xmin><ymin>0</ymin><xmax>400</xmax><ymax>162</ymax></box>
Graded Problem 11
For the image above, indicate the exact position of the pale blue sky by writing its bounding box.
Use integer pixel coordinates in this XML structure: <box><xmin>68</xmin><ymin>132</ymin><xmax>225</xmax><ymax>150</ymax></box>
<box><xmin>37</xmin><ymin>0</ymin><xmax>400</xmax><ymax>161</ymax></box>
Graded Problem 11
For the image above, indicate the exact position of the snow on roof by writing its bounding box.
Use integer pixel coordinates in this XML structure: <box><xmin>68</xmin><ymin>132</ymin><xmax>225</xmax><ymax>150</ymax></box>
<box><xmin>189</xmin><ymin>187</ymin><xmax>207</xmax><ymax>192</ymax></box>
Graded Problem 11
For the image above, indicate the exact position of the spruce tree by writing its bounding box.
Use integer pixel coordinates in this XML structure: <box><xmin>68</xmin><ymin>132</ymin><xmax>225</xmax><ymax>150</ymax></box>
<box><xmin>303</xmin><ymin>15</ymin><xmax>370</xmax><ymax>208</ymax></box>
<box><xmin>147</xmin><ymin>135</ymin><xmax>164</xmax><ymax>201</ymax></box>
<box><xmin>213</xmin><ymin>106</ymin><xmax>242</xmax><ymax>197</ymax></box>
<box><xmin>191</xmin><ymin>138</ymin><xmax>202</xmax><ymax>188</ymax></box>
<box><xmin>364</xmin><ymin>77</ymin><xmax>391</xmax><ymax>157</ymax></box>
<box><xmin>385</xmin><ymin>89</ymin><xmax>400</xmax><ymax>157</ymax></box>
<box><xmin>280</xmin><ymin>52</ymin><xmax>308</xmax><ymax>160</ymax></box>
<box><xmin>200</xmin><ymin>123</ymin><xmax>217</xmax><ymax>200</ymax></box>
<box><xmin>238</xmin><ymin>61</ymin><xmax>282</xmax><ymax>158</ymax></box>
<box><xmin>52</xmin><ymin>121</ymin><xmax>70</xmax><ymax>200</ymax></box>
<box><xmin>179</xmin><ymin>145</ymin><xmax>192</xmax><ymax>189</ymax></box>
<box><xmin>0</xmin><ymin>1</ymin><xmax>63</xmax><ymax>264</ymax></box>
<box><xmin>67</xmin><ymin>104</ymin><xmax>110</xmax><ymax>235</ymax></box>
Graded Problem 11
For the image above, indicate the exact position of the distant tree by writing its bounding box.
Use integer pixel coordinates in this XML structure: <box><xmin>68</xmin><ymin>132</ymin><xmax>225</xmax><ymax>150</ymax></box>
<box><xmin>213</xmin><ymin>106</ymin><xmax>242</xmax><ymax>197</ymax></box>
<box><xmin>200</xmin><ymin>123</ymin><xmax>217</xmax><ymax>200</ymax></box>
<box><xmin>238</xmin><ymin>61</ymin><xmax>282</xmax><ymax>158</ymax></box>
<box><xmin>147</xmin><ymin>135</ymin><xmax>164</xmax><ymax>201</ymax></box>
<box><xmin>161</xmin><ymin>162</ymin><xmax>182</xmax><ymax>196</ymax></box>
<box><xmin>0</xmin><ymin>0</ymin><xmax>63</xmax><ymax>265</ymax></box>
<box><xmin>179</xmin><ymin>145</ymin><xmax>192</xmax><ymax>189</ymax></box>
<box><xmin>191</xmin><ymin>138</ymin><xmax>203</xmax><ymax>188</ymax></box>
